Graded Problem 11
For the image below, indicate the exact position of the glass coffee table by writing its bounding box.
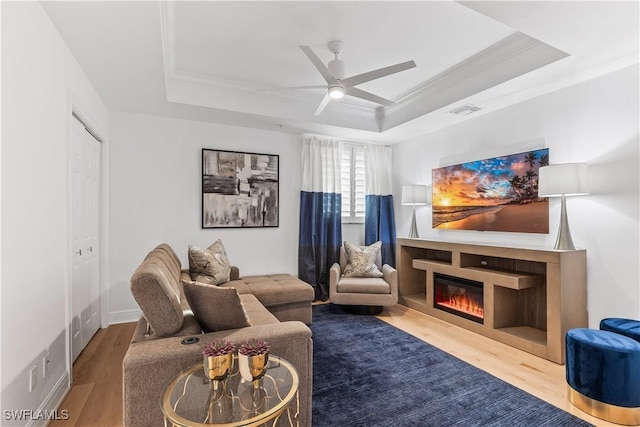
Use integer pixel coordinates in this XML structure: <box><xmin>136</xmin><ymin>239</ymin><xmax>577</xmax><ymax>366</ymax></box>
<box><xmin>161</xmin><ymin>355</ymin><xmax>299</xmax><ymax>427</ymax></box>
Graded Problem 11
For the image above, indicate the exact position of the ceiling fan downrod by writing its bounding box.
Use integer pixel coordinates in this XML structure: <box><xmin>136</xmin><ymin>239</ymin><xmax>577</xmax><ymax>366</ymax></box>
<box><xmin>327</xmin><ymin>40</ymin><xmax>345</xmax><ymax>80</ymax></box>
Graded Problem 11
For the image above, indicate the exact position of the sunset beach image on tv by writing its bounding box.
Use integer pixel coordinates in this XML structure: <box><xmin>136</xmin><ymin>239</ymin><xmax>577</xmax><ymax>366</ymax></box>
<box><xmin>432</xmin><ymin>148</ymin><xmax>549</xmax><ymax>233</ymax></box>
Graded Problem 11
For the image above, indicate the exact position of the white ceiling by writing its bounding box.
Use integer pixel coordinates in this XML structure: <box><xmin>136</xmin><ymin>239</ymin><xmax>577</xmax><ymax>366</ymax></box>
<box><xmin>42</xmin><ymin>1</ymin><xmax>639</xmax><ymax>144</ymax></box>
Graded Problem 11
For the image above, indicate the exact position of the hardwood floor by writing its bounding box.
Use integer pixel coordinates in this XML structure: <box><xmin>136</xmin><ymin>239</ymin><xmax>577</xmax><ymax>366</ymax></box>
<box><xmin>52</xmin><ymin>305</ymin><xmax>617</xmax><ymax>426</ymax></box>
<box><xmin>50</xmin><ymin>322</ymin><xmax>136</xmax><ymax>427</ymax></box>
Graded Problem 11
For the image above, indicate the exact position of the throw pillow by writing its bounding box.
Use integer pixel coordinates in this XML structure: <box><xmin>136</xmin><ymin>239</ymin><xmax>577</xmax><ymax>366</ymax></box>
<box><xmin>182</xmin><ymin>280</ymin><xmax>251</xmax><ymax>332</ymax></box>
<box><xmin>343</xmin><ymin>241</ymin><xmax>384</xmax><ymax>278</ymax></box>
<box><xmin>188</xmin><ymin>239</ymin><xmax>231</xmax><ymax>285</ymax></box>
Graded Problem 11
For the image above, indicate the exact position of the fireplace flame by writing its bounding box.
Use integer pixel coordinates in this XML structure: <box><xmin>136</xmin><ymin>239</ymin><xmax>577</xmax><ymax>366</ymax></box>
<box><xmin>437</xmin><ymin>293</ymin><xmax>484</xmax><ymax>319</ymax></box>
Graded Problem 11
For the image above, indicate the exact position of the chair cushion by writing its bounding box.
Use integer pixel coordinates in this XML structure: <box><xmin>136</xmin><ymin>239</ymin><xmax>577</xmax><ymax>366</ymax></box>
<box><xmin>188</xmin><ymin>240</ymin><xmax>231</xmax><ymax>285</ymax></box>
<box><xmin>337</xmin><ymin>277</ymin><xmax>390</xmax><ymax>294</ymax></box>
<box><xmin>146</xmin><ymin>243</ymin><xmax>182</xmax><ymax>284</ymax></box>
<box><xmin>182</xmin><ymin>280</ymin><xmax>251</xmax><ymax>332</ymax></box>
<box><xmin>600</xmin><ymin>318</ymin><xmax>640</xmax><ymax>343</ymax></box>
<box><xmin>130</xmin><ymin>256</ymin><xmax>184</xmax><ymax>337</ymax></box>
<box><xmin>343</xmin><ymin>241</ymin><xmax>383</xmax><ymax>278</ymax></box>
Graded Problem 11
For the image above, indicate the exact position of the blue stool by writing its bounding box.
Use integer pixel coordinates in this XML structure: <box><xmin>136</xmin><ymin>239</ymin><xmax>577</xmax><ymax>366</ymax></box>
<box><xmin>566</xmin><ymin>328</ymin><xmax>640</xmax><ymax>425</ymax></box>
<box><xmin>600</xmin><ymin>318</ymin><xmax>640</xmax><ymax>343</ymax></box>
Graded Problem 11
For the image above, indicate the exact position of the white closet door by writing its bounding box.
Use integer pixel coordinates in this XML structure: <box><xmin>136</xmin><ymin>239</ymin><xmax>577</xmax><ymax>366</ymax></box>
<box><xmin>71</xmin><ymin>115</ymin><xmax>101</xmax><ymax>362</ymax></box>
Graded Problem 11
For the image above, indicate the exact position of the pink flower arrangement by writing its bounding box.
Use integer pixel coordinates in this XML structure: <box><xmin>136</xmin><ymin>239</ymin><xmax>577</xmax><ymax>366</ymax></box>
<box><xmin>202</xmin><ymin>339</ymin><xmax>236</xmax><ymax>357</ymax></box>
<box><xmin>238</xmin><ymin>339</ymin><xmax>270</xmax><ymax>356</ymax></box>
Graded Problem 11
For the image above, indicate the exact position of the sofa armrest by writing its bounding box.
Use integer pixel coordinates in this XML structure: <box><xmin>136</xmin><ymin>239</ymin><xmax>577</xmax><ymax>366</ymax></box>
<box><xmin>382</xmin><ymin>264</ymin><xmax>398</xmax><ymax>302</ymax></box>
<box><xmin>123</xmin><ymin>322</ymin><xmax>312</xmax><ymax>427</ymax></box>
<box><xmin>230</xmin><ymin>266</ymin><xmax>240</xmax><ymax>280</ymax></box>
<box><xmin>329</xmin><ymin>263</ymin><xmax>341</xmax><ymax>297</ymax></box>
<box><xmin>124</xmin><ymin>322</ymin><xmax>310</xmax><ymax>369</ymax></box>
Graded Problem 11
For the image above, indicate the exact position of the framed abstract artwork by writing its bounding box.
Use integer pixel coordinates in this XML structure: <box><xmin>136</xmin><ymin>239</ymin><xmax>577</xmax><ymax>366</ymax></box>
<box><xmin>202</xmin><ymin>149</ymin><xmax>279</xmax><ymax>228</ymax></box>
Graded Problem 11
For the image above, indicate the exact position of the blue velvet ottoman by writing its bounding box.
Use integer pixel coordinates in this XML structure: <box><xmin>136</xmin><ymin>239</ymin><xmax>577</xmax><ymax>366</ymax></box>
<box><xmin>566</xmin><ymin>328</ymin><xmax>640</xmax><ymax>425</ymax></box>
<box><xmin>600</xmin><ymin>318</ymin><xmax>640</xmax><ymax>343</ymax></box>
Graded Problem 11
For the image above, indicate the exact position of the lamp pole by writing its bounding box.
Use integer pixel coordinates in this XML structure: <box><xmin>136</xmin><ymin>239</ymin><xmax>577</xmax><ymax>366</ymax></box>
<box><xmin>555</xmin><ymin>194</ymin><xmax>575</xmax><ymax>250</ymax></box>
<box><xmin>408</xmin><ymin>203</ymin><xmax>419</xmax><ymax>238</ymax></box>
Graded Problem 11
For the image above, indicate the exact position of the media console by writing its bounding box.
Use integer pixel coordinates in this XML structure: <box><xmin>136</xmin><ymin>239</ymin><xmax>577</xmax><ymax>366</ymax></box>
<box><xmin>396</xmin><ymin>238</ymin><xmax>587</xmax><ymax>364</ymax></box>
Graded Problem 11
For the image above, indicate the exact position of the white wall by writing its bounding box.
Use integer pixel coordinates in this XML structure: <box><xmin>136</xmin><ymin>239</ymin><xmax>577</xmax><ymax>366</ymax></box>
<box><xmin>108</xmin><ymin>113</ymin><xmax>302</xmax><ymax>322</ymax></box>
<box><xmin>343</xmin><ymin>223</ymin><xmax>365</xmax><ymax>246</ymax></box>
<box><xmin>393</xmin><ymin>64</ymin><xmax>640</xmax><ymax>327</ymax></box>
<box><xmin>1</xmin><ymin>1</ymin><xmax>109</xmax><ymax>422</ymax></box>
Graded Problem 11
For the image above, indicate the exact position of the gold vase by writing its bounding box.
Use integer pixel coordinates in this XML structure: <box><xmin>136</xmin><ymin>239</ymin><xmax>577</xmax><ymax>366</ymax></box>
<box><xmin>204</xmin><ymin>353</ymin><xmax>234</xmax><ymax>386</ymax></box>
<box><xmin>238</xmin><ymin>353</ymin><xmax>269</xmax><ymax>388</ymax></box>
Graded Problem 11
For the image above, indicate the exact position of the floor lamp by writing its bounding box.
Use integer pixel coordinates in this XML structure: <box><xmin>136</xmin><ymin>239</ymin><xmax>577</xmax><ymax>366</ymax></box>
<box><xmin>538</xmin><ymin>163</ymin><xmax>588</xmax><ymax>250</ymax></box>
<box><xmin>401</xmin><ymin>185</ymin><xmax>430</xmax><ymax>238</ymax></box>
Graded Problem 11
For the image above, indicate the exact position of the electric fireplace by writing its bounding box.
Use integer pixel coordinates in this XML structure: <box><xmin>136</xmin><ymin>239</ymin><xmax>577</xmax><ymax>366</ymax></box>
<box><xmin>433</xmin><ymin>273</ymin><xmax>484</xmax><ymax>323</ymax></box>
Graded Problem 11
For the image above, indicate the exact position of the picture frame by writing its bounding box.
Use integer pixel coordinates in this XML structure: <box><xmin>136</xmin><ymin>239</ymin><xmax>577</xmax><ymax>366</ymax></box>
<box><xmin>202</xmin><ymin>149</ymin><xmax>279</xmax><ymax>228</ymax></box>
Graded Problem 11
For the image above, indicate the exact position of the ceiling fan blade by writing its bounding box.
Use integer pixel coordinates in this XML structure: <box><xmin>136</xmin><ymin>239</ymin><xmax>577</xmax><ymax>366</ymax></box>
<box><xmin>258</xmin><ymin>85</ymin><xmax>327</xmax><ymax>93</ymax></box>
<box><xmin>345</xmin><ymin>87</ymin><xmax>395</xmax><ymax>107</ymax></box>
<box><xmin>342</xmin><ymin>60</ymin><xmax>416</xmax><ymax>88</ymax></box>
<box><xmin>300</xmin><ymin>46</ymin><xmax>339</xmax><ymax>85</ymax></box>
<box><xmin>313</xmin><ymin>93</ymin><xmax>332</xmax><ymax>116</ymax></box>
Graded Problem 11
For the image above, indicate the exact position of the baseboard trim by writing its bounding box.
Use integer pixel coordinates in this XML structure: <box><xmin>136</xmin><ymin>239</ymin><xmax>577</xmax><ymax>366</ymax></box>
<box><xmin>26</xmin><ymin>371</ymin><xmax>69</xmax><ymax>427</ymax></box>
<box><xmin>108</xmin><ymin>309</ymin><xmax>141</xmax><ymax>325</ymax></box>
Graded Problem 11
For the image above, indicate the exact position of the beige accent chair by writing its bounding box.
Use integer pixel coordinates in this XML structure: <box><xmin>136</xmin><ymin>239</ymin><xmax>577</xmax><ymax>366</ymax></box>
<box><xmin>329</xmin><ymin>245</ymin><xmax>398</xmax><ymax>314</ymax></box>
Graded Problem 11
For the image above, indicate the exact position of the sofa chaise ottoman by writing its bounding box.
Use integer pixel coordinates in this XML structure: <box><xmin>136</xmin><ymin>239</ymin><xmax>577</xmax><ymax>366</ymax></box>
<box><xmin>217</xmin><ymin>273</ymin><xmax>314</xmax><ymax>324</ymax></box>
<box><xmin>123</xmin><ymin>243</ymin><xmax>314</xmax><ymax>426</ymax></box>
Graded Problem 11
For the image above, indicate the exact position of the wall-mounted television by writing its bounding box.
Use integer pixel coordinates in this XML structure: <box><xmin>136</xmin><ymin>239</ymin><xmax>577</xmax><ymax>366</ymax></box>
<box><xmin>432</xmin><ymin>148</ymin><xmax>549</xmax><ymax>233</ymax></box>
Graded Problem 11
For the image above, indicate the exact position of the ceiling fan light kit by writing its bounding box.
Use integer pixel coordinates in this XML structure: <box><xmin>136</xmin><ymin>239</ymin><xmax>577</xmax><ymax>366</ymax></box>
<box><xmin>300</xmin><ymin>40</ymin><xmax>417</xmax><ymax>116</ymax></box>
<box><xmin>328</xmin><ymin>85</ymin><xmax>345</xmax><ymax>99</ymax></box>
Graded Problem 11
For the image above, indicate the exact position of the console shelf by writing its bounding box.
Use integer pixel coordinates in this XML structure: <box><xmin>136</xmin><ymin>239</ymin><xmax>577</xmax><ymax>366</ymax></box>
<box><xmin>397</xmin><ymin>238</ymin><xmax>587</xmax><ymax>364</ymax></box>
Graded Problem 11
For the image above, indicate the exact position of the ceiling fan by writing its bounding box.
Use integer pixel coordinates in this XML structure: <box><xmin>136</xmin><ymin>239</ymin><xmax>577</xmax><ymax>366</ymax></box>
<box><xmin>298</xmin><ymin>41</ymin><xmax>417</xmax><ymax>115</ymax></box>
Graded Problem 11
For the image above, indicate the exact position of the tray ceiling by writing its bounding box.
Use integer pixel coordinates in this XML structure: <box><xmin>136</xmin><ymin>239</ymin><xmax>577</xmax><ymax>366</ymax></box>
<box><xmin>42</xmin><ymin>1</ymin><xmax>639</xmax><ymax>143</ymax></box>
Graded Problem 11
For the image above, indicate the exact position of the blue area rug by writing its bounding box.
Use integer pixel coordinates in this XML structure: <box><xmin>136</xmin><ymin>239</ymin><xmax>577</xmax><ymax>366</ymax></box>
<box><xmin>311</xmin><ymin>304</ymin><xmax>592</xmax><ymax>427</ymax></box>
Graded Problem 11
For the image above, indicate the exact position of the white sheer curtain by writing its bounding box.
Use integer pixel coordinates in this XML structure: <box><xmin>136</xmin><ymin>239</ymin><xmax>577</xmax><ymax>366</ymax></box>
<box><xmin>365</xmin><ymin>145</ymin><xmax>393</xmax><ymax>196</ymax></box>
<box><xmin>301</xmin><ymin>135</ymin><xmax>343</xmax><ymax>194</ymax></box>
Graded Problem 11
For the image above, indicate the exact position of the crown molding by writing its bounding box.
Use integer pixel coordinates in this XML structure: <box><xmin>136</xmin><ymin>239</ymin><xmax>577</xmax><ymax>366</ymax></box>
<box><xmin>389</xmin><ymin>32</ymin><xmax>566</xmax><ymax>114</ymax></box>
<box><xmin>380</xmin><ymin>31</ymin><xmax>569</xmax><ymax>131</ymax></box>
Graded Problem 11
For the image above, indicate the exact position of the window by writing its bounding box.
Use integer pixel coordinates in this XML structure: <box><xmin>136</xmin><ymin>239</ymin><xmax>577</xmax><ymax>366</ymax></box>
<box><xmin>341</xmin><ymin>144</ymin><xmax>366</xmax><ymax>223</ymax></box>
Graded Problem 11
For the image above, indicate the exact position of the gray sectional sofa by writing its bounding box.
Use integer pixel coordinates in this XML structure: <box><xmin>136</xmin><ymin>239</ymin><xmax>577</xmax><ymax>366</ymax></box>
<box><xmin>123</xmin><ymin>243</ymin><xmax>314</xmax><ymax>426</ymax></box>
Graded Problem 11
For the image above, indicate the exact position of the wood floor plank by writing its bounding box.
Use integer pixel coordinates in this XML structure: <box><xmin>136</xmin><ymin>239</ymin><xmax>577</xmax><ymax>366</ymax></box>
<box><xmin>73</xmin><ymin>327</ymin><xmax>121</xmax><ymax>385</ymax></box>
<box><xmin>49</xmin><ymin>383</ymin><xmax>94</xmax><ymax>427</ymax></box>
<box><xmin>73</xmin><ymin>382</ymin><xmax>123</xmax><ymax>426</ymax></box>
<box><xmin>70</xmin><ymin>329</ymin><xmax>107</xmax><ymax>384</ymax></box>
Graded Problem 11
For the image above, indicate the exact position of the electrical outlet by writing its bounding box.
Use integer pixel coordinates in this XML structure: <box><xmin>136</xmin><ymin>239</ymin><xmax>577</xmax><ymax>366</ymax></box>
<box><xmin>42</xmin><ymin>352</ymin><xmax>50</xmax><ymax>378</ymax></box>
<box><xmin>29</xmin><ymin>366</ymin><xmax>38</xmax><ymax>392</ymax></box>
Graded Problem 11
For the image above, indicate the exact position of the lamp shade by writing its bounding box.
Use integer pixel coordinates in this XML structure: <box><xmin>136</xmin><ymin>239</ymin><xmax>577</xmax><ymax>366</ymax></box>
<box><xmin>402</xmin><ymin>185</ymin><xmax>430</xmax><ymax>205</ymax></box>
<box><xmin>538</xmin><ymin>163</ymin><xmax>589</xmax><ymax>197</ymax></box>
